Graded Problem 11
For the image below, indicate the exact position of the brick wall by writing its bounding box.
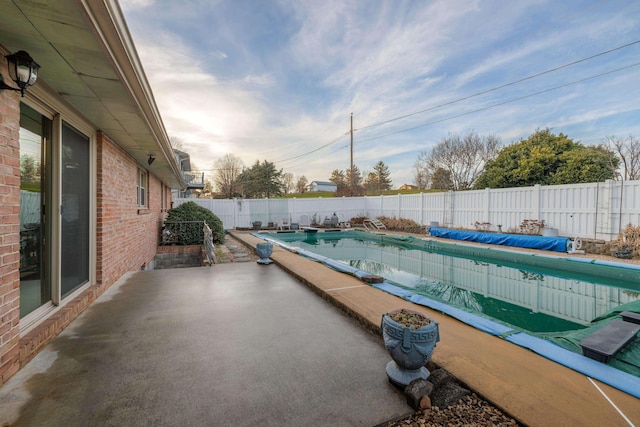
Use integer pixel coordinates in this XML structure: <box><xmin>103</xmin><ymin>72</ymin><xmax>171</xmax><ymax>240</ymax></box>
<box><xmin>0</xmin><ymin>56</ymin><xmax>21</xmax><ymax>383</ymax></box>
<box><xmin>96</xmin><ymin>132</ymin><xmax>167</xmax><ymax>285</ymax></box>
<box><xmin>0</xmin><ymin>116</ymin><xmax>172</xmax><ymax>385</ymax></box>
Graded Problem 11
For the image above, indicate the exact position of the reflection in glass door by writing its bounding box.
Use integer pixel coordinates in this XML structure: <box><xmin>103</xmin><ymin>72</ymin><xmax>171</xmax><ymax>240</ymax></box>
<box><xmin>19</xmin><ymin>104</ymin><xmax>52</xmax><ymax>317</ymax></box>
<box><xmin>61</xmin><ymin>123</ymin><xmax>90</xmax><ymax>297</ymax></box>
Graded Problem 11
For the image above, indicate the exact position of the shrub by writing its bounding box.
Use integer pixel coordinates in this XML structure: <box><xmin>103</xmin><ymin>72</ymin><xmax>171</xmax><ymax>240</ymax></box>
<box><xmin>519</xmin><ymin>219</ymin><xmax>545</xmax><ymax>235</ymax></box>
<box><xmin>350</xmin><ymin>216</ymin><xmax>367</xmax><ymax>226</ymax></box>
<box><xmin>377</xmin><ymin>216</ymin><xmax>425</xmax><ymax>232</ymax></box>
<box><xmin>164</xmin><ymin>202</ymin><xmax>225</xmax><ymax>245</ymax></box>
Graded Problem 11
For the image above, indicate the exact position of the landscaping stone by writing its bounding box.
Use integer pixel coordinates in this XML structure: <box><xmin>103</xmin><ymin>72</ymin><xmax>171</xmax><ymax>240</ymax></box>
<box><xmin>430</xmin><ymin>380</ymin><xmax>471</xmax><ymax>409</ymax></box>
<box><xmin>427</xmin><ymin>368</ymin><xmax>452</xmax><ymax>388</ymax></box>
<box><xmin>404</xmin><ymin>379</ymin><xmax>434</xmax><ymax>410</ymax></box>
<box><xmin>419</xmin><ymin>394</ymin><xmax>431</xmax><ymax>410</ymax></box>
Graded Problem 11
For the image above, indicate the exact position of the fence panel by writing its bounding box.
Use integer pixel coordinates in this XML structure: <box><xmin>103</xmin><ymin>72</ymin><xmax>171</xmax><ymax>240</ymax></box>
<box><xmin>174</xmin><ymin>179</ymin><xmax>639</xmax><ymax>240</ymax></box>
<box><xmin>540</xmin><ymin>182</ymin><xmax>594</xmax><ymax>238</ymax></box>
<box><xmin>487</xmin><ymin>187</ymin><xmax>534</xmax><ymax>232</ymax></box>
<box><xmin>421</xmin><ymin>192</ymin><xmax>447</xmax><ymax>226</ymax></box>
<box><xmin>449</xmin><ymin>189</ymin><xmax>485</xmax><ymax>230</ymax></box>
<box><xmin>622</xmin><ymin>180</ymin><xmax>640</xmax><ymax>230</ymax></box>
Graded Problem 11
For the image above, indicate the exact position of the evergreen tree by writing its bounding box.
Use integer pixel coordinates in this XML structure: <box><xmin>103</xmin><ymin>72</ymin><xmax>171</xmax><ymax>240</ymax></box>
<box><xmin>475</xmin><ymin>129</ymin><xmax>618</xmax><ymax>188</ymax></box>
<box><xmin>329</xmin><ymin>169</ymin><xmax>347</xmax><ymax>195</ymax></box>
<box><xmin>240</xmin><ymin>160</ymin><xmax>284</xmax><ymax>198</ymax></box>
<box><xmin>346</xmin><ymin>165</ymin><xmax>364</xmax><ymax>196</ymax></box>
<box><xmin>372</xmin><ymin>161</ymin><xmax>393</xmax><ymax>191</ymax></box>
<box><xmin>431</xmin><ymin>167</ymin><xmax>454</xmax><ymax>190</ymax></box>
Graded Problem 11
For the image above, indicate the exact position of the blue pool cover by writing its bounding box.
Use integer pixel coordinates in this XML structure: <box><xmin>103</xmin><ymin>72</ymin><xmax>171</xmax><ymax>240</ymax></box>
<box><xmin>429</xmin><ymin>227</ymin><xmax>570</xmax><ymax>252</ymax></box>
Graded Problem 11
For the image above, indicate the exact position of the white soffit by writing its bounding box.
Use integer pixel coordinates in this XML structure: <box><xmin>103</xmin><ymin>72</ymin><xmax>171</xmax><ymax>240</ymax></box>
<box><xmin>0</xmin><ymin>0</ymin><xmax>185</xmax><ymax>189</ymax></box>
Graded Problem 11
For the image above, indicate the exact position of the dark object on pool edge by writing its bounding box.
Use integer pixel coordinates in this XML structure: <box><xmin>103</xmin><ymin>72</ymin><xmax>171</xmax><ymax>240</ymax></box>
<box><xmin>579</xmin><ymin>319</ymin><xmax>640</xmax><ymax>363</ymax></box>
<box><xmin>303</xmin><ymin>227</ymin><xmax>318</xmax><ymax>233</ymax></box>
<box><xmin>621</xmin><ymin>311</ymin><xmax>640</xmax><ymax>324</ymax></box>
<box><xmin>362</xmin><ymin>275</ymin><xmax>384</xmax><ymax>284</ymax></box>
<box><xmin>613</xmin><ymin>247</ymin><xmax>633</xmax><ymax>259</ymax></box>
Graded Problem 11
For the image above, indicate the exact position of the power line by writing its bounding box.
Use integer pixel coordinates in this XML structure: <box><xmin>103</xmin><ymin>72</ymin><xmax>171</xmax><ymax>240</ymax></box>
<box><xmin>233</xmin><ymin>41</ymin><xmax>640</xmax><ymax>170</ymax></box>
<box><xmin>355</xmin><ymin>40</ymin><xmax>640</xmax><ymax>133</ymax></box>
<box><xmin>273</xmin><ymin>132</ymin><xmax>350</xmax><ymax>165</ymax></box>
<box><xmin>353</xmin><ymin>62</ymin><xmax>640</xmax><ymax>145</ymax></box>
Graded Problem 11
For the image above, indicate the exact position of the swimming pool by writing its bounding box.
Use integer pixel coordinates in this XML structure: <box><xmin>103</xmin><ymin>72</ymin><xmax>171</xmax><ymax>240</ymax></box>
<box><xmin>258</xmin><ymin>229</ymin><xmax>640</xmax><ymax>391</ymax></box>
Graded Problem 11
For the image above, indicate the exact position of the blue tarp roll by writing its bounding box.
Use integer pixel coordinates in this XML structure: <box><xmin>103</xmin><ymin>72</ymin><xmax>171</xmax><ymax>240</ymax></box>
<box><xmin>429</xmin><ymin>227</ymin><xmax>570</xmax><ymax>252</ymax></box>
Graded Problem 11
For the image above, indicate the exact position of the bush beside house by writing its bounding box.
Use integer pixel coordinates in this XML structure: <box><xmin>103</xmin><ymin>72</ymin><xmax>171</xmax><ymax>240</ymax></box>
<box><xmin>165</xmin><ymin>202</ymin><xmax>225</xmax><ymax>245</ymax></box>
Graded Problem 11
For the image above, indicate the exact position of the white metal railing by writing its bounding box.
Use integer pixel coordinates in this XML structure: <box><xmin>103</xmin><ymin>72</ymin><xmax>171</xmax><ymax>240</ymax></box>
<box><xmin>174</xmin><ymin>179</ymin><xmax>640</xmax><ymax>241</ymax></box>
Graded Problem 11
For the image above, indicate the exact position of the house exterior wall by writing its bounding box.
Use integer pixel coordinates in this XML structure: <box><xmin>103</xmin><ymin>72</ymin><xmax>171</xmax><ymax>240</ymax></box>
<box><xmin>310</xmin><ymin>181</ymin><xmax>337</xmax><ymax>192</ymax></box>
<box><xmin>0</xmin><ymin>79</ymin><xmax>172</xmax><ymax>386</ymax></box>
<box><xmin>96</xmin><ymin>131</ymin><xmax>167</xmax><ymax>286</ymax></box>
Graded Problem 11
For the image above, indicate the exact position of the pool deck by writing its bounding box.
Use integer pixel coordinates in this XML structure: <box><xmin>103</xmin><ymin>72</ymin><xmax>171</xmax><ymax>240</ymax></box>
<box><xmin>236</xmin><ymin>231</ymin><xmax>640</xmax><ymax>426</ymax></box>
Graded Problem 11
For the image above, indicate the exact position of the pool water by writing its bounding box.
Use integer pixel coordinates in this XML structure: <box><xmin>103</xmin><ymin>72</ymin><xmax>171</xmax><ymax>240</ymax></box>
<box><xmin>264</xmin><ymin>230</ymin><xmax>640</xmax><ymax>334</ymax></box>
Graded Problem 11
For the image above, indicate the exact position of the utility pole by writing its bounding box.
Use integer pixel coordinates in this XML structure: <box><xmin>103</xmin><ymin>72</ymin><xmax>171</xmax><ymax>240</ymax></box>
<box><xmin>350</xmin><ymin>112</ymin><xmax>353</xmax><ymax>196</ymax></box>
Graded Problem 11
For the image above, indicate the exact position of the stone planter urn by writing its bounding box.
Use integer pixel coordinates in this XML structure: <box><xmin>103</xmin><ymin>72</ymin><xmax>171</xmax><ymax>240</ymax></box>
<box><xmin>381</xmin><ymin>308</ymin><xmax>439</xmax><ymax>386</ymax></box>
<box><xmin>255</xmin><ymin>243</ymin><xmax>273</xmax><ymax>265</ymax></box>
<box><xmin>252</xmin><ymin>221</ymin><xmax>262</xmax><ymax>230</ymax></box>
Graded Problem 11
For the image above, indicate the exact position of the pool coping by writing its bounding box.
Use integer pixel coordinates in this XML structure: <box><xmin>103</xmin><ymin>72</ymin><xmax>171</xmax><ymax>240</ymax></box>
<box><xmin>231</xmin><ymin>230</ymin><xmax>640</xmax><ymax>426</ymax></box>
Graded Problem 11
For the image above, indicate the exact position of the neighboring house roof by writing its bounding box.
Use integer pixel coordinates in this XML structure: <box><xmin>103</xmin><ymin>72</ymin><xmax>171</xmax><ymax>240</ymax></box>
<box><xmin>174</xmin><ymin>149</ymin><xmax>192</xmax><ymax>171</ymax></box>
<box><xmin>399</xmin><ymin>184</ymin><xmax>418</xmax><ymax>190</ymax></box>
<box><xmin>0</xmin><ymin>0</ymin><xmax>185</xmax><ymax>190</ymax></box>
<box><xmin>311</xmin><ymin>181</ymin><xmax>337</xmax><ymax>186</ymax></box>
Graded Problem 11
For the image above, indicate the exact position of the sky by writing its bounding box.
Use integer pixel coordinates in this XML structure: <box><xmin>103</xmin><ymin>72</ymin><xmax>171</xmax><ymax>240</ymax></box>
<box><xmin>120</xmin><ymin>0</ymin><xmax>640</xmax><ymax>189</ymax></box>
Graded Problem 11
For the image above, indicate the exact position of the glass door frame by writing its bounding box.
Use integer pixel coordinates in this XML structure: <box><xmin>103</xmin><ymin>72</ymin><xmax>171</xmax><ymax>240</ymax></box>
<box><xmin>19</xmin><ymin>91</ymin><xmax>97</xmax><ymax>334</ymax></box>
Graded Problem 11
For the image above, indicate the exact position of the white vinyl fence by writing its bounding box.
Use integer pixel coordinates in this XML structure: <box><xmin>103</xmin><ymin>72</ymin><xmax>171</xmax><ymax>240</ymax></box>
<box><xmin>175</xmin><ymin>180</ymin><xmax>640</xmax><ymax>241</ymax></box>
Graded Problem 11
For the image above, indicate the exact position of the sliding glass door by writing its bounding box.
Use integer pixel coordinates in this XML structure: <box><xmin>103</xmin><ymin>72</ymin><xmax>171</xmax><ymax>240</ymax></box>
<box><xmin>19</xmin><ymin>104</ymin><xmax>52</xmax><ymax>317</ymax></box>
<box><xmin>61</xmin><ymin>123</ymin><xmax>90</xmax><ymax>297</ymax></box>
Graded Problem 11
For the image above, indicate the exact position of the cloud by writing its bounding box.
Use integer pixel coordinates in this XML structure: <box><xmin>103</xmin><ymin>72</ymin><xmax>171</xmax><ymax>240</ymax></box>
<box><xmin>120</xmin><ymin>0</ymin><xmax>640</xmax><ymax>189</ymax></box>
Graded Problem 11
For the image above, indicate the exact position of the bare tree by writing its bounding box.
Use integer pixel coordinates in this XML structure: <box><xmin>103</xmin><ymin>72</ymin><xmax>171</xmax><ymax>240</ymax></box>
<box><xmin>421</xmin><ymin>131</ymin><xmax>501</xmax><ymax>191</ymax></box>
<box><xmin>295</xmin><ymin>175</ymin><xmax>308</xmax><ymax>193</ymax></box>
<box><xmin>413</xmin><ymin>151</ymin><xmax>430</xmax><ymax>189</ymax></box>
<box><xmin>603</xmin><ymin>135</ymin><xmax>640</xmax><ymax>180</ymax></box>
<box><xmin>282</xmin><ymin>172</ymin><xmax>294</xmax><ymax>194</ymax></box>
<box><xmin>169</xmin><ymin>136</ymin><xmax>184</xmax><ymax>150</ymax></box>
<box><xmin>213</xmin><ymin>153</ymin><xmax>244</xmax><ymax>198</ymax></box>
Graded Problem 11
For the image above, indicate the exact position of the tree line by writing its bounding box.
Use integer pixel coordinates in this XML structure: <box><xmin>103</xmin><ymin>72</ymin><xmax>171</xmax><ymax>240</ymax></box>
<box><xmin>413</xmin><ymin>129</ymin><xmax>638</xmax><ymax>191</ymax></box>
<box><xmin>204</xmin><ymin>129</ymin><xmax>638</xmax><ymax>199</ymax></box>
<box><xmin>210</xmin><ymin>154</ymin><xmax>393</xmax><ymax>198</ymax></box>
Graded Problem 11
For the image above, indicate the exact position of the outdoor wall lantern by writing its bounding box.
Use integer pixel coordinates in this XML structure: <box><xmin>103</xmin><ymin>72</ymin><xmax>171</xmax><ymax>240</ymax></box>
<box><xmin>0</xmin><ymin>50</ymin><xmax>40</xmax><ymax>97</ymax></box>
<box><xmin>148</xmin><ymin>154</ymin><xmax>156</xmax><ymax>165</ymax></box>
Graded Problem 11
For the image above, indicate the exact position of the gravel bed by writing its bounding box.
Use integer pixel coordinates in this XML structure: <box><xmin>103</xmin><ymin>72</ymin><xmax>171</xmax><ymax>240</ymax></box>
<box><xmin>383</xmin><ymin>393</ymin><xmax>522</xmax><ymax>427</ymax></box>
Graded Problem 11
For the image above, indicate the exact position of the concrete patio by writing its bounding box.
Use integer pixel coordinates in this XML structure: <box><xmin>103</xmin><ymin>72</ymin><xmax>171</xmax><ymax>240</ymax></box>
<box><xmin>0</xmin><ymin>263</ymin><xmax>411</xmax><ymax>426</ymax></box>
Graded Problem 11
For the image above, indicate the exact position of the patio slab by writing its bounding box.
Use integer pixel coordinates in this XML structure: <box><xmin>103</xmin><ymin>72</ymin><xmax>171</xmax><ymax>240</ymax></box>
<box><xmin>0</xmin><ymin>263</ymin><xmax>411</xmax><ymax>426</ymax></box>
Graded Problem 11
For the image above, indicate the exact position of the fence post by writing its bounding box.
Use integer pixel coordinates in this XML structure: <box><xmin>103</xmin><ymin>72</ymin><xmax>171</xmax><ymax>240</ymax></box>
<box><xmin>532</xmin><ymin>184</ymin><xmax>541</xmax><ymax>220</ymax></box>
<box><xmin>484</xmin><ymin>188</ymin><xmax>491</xmax><ymax>224</ymax></box>
<box><xmin>234</xmin><ymin>198</ymin><xmax>239</xmax><ymax>230</ymax></box>
<box><xmin>266</xmin><ymin>197</ymin><xmax>270</xmax><ymax>224</ymax></box>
